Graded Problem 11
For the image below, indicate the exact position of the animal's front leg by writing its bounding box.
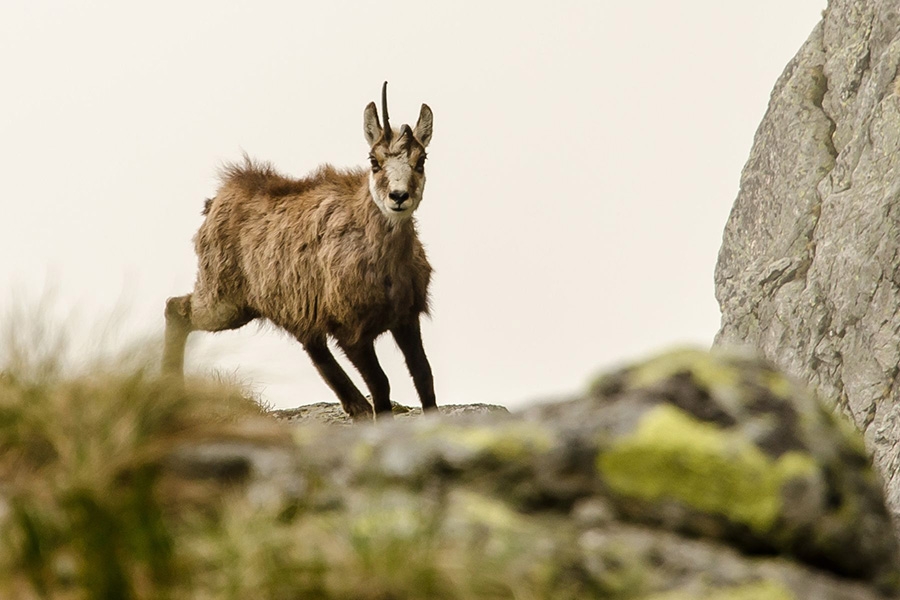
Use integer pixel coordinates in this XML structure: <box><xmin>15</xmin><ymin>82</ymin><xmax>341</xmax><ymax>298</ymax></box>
<box><xmin>391</xmin><ymin>319</ymin><xmax>437</xmax><ymax>412</ymax></box>
<box><xmin>303</xmin><ymin>339</ymin><xmax>373</xmax><ymax>421</ymax></box>
<box><xmin>342</xmin><ymin>340</ymin><xmax>393</xmax><ymax>418</ymax></box>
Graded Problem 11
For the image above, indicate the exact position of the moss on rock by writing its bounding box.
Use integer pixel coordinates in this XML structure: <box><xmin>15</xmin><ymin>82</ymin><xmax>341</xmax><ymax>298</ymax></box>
<box><xmin>597</xmin><ymin>404</ymin><xmax>818</xmax><ymax>533</ymax></box>
<box><xmin>422</xmin><ymin>422</ymin><xmax>554</xmax><ymax>463</ymax></box>
<box><xmin>627</xmin><ymin>347</ymin><xmax>743</xmax><ymax>395</ymax></box>
<box><xmin>641</xmin><ymin>579</ymin><xmax>796</xmax><ymax>600</ymax></box>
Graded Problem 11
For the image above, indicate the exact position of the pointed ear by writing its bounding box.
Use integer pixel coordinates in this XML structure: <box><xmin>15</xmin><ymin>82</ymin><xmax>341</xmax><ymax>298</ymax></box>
<box><xmin>414</xmin><ymin>103</ymin><xmax>433</xmax><ymax>147</ymax></box>
<box><xmin>363</xmin><ymin>101</ymin><xmax>382</xmax><ymax>146</ymax></box>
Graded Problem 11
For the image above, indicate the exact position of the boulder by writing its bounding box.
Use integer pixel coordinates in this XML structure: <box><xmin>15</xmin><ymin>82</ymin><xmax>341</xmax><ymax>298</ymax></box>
<box><xmin>715</xmin><ymin>0</ymin><xmax>900</xmax><ymax>520</ymax></box>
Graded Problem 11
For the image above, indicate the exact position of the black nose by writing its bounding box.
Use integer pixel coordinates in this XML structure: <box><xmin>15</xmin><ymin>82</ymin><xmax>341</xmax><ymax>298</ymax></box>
<box><xmin>389</xmin><ymin>190</ymin><xmax>410</xmax><ymax>203</ymax></box>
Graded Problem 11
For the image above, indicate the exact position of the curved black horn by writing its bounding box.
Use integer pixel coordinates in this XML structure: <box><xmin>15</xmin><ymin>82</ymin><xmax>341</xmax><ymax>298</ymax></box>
<box><xmin>381</xmin><ymin>81</ymin><xmax>392</xmax><ymax>143</ymax></box>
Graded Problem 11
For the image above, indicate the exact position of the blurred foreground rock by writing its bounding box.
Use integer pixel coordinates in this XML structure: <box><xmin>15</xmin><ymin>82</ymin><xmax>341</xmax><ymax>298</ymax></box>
<box><xmin>163</xmin><ymin>348</ymin><xmax>900</xmax><ymax>598</ymax></box>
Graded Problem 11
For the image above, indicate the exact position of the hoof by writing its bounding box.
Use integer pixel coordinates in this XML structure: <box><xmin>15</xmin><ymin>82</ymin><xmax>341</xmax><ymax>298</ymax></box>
<box><xmin>375</xmin><ymin>409</ymin><xmax>394</xmax><ymax>422</ymax></box>
<box><xmin>348</xmin><ymin>406</ymin><xmax>374</xmax><ymax>423</ymax></box>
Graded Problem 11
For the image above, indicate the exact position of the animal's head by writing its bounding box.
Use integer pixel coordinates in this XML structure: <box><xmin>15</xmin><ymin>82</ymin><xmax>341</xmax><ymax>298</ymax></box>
<box><xmin>363</xmin><ymin>82</ymin><xmax>433</xmax><ymax>222</ymax></box>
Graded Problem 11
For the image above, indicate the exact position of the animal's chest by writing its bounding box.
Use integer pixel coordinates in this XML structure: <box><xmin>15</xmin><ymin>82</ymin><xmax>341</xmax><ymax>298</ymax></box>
<box><xmin>321</xmin><ymin>259</ymin><xmax>420</xmax><ymax>343</ymax></box>
<box><xmin>357</xmin><ymin>262</ymin><xmax>418</xmax><ymax>314</ymax></box>
<box><xmin>316</xmin><ymin>227</ymin><xmax>428</xmax><ymax>338</ymax></box>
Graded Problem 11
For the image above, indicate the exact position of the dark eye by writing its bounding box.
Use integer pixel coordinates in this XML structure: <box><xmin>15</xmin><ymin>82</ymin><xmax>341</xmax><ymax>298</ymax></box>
<box><xmin>369</xmin><ymin>156</ymin><xmax>381</xmax><ymax>173</ymax></box>
<box><xmin>414</xmin><ymin>157</ymin><xmax>426</xmax><ymax>173</ymax></box>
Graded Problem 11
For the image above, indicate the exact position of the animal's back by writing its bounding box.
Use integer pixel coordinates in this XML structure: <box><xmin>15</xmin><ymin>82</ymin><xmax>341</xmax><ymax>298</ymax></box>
<box><xmin>193</xmin><ymin>160</ymin><xmax>309</xmax><ymax>305</ymax></box>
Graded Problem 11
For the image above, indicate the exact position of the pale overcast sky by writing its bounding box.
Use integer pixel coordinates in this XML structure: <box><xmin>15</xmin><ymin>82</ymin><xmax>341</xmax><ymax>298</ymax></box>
<box><xmin>0</xmin><ymin>1</ymin><xmax>826</xmax><ymax>409</ymax></box>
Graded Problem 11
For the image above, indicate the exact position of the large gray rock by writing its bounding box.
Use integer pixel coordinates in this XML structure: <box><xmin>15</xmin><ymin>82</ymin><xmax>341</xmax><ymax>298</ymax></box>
<box><xmin>161</xmin><ymin>349</ymin><xmax>900</xmax><ymax>597</ymax></box>
<box><xmin>715</xmin><ymin>0</ymin><xmax>900</xmax><ymax>518</ymax></box>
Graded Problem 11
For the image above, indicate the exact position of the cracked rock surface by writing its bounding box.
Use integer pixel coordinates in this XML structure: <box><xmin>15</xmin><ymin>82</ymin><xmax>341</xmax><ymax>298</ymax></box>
<box><xmin>715</xmin><ymin>0</ymin><xmax>900</xmax><ymax>522</ymax></box>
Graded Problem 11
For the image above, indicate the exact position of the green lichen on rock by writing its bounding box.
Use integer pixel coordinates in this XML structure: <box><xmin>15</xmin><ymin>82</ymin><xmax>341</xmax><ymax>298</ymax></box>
<box><xmin>626</xmin><ymin>347</ymin><xmax>742</xmax><ymax>393</ymax></box>
<box><xmin>597</xmin><ymin>404</ymin><xmax>818</xmax><ymax>533</ymax></box>
<box><xmin>450</xmin><ymin>490</ymin><xmax>523</xmax><ymax>532</ymax></box>
<box><xmin>587</xmin><ymin>347</ymin><xmax>900</xmax><ymax>589</ymax></box>
<box><xmin>596</xmin><ymin>347</ymin><xmax>803</xmax><ymax>431</ymax></box>
<box><xmin>419</xmin><ymin>421</ymin><xmax>554</xmax><ymax>463</ymax></box>
<box><xmin>641</xmin><ymin>579</ymin><xmax>796</xmax><ymax>600</ymax></box>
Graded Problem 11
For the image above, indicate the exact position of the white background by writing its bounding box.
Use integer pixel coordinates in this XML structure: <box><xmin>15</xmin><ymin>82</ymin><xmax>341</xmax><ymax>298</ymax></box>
<box><xmin>0</xmin><ymin>1</ymin><xmax>826</xmax><ymax>409</ymax></box>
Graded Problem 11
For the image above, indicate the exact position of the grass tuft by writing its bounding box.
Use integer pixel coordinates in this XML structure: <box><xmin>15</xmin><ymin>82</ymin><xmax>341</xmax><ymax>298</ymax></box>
<box><xmin>0</xmin><ymin>304</ymin><xmax>265</xmax><ymax>599</ymax></box>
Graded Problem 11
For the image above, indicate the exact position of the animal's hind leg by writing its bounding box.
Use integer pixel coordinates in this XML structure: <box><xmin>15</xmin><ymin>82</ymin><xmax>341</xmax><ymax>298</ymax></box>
<box><xmin>303</xmin><ymin>339</ymin><xmax>374</xmax><ymax>421</ymax></box>
<box><xmin>162</xmin><ymin>293</ymin><xmax>256</xmax><ymax>379</ymax></box>
<box><xmin>163</xmin><ymin>295</ymin><xmax>193</xmax><ymax>378</ymax></box>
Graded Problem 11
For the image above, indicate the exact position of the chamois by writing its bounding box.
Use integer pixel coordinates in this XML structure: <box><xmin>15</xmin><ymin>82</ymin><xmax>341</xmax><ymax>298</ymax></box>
<box><xmin>163</xmin><ymin>82</ymin><xmax>436</xmax><ymax>420</ymax></box>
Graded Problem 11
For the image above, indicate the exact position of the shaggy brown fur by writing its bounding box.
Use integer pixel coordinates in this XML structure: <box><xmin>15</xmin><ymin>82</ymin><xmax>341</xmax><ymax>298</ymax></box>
<box><xmin>163</xmin><ymin>85</ymin><xmax>436</xmax><ymax>420</ymax></box>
